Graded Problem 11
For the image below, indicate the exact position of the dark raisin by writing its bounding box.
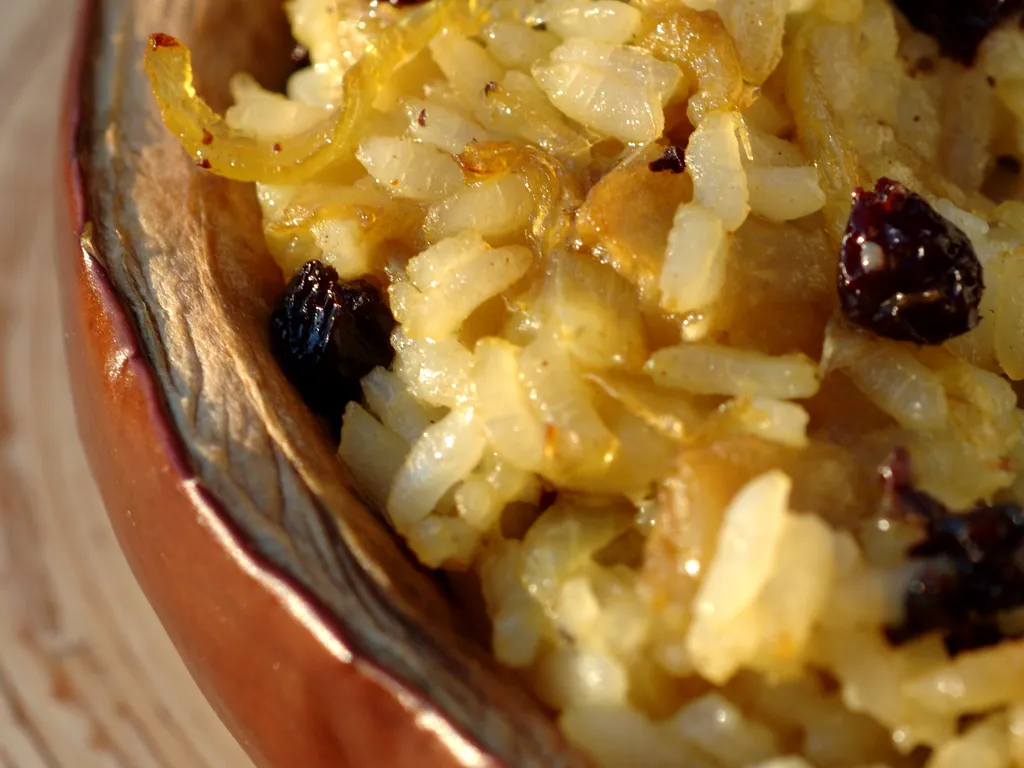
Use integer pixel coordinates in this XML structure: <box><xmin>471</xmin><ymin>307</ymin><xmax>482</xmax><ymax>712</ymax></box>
<box><xmin>998</xmin><ymin>154</ymin><xmax>1022</xmax><ymax>174</ymax></box>
<box><xmin>879</xmin><ymin>447</ymin><xmax>948</xmax><ymax>525</ymax></box>
<box><xmin>484</xmin><ymin>80</ymin><xmax>498</xmax><ymax>95</ymax></box>
<box><xmin>538</xmin><ymin>486</ymin><xmax>559</xmax><ymax>512</ymax></box>
<box><xmin>270</xmin><ymin>260</ymin><xmax>396</xmax><ymax>435</ymax></box>
<box><xmin>879</xmin><ymin>450</ymin><xmax>1024</xmax><ymax>655</ymax></box>
<box><xmin>386</xmin><ymin>0</ymin><xmax>432</xmax><ymax>7</ymax></box>
<box><xmin>909</xmin><ymin>504</ymin><xmax>1024</xmax><ymax>563</ymax></box>
<box><xmin>913</xmin><ymin>57</ymin><xmax>935</xmax><ymax>76</ymax></box>
<box><xmin>943</xmin><ymin>617</ymin><xmax>1005</xmax><ymax>656</ymax></box>
<box><xmin>648</xmin><ymin>146</ymin><xmax>686</xmax><ymax>174</ymax></box>
<box><xmin>886</xmin><ymin>561</ymin><xmax>1009</xmax><ymax>655</ymax></box>
<box><xmin>891</xmin><ymin>0</ymin><xmax>1023</xmax><ymax>65</ymax></box>
<box><xmin>883</xmin><ymin>558</ymin><xmax>964</xmax><ymax>645</ymax></box>
<box><xmin>837</xmin><ymin>177</ymin><xmax>984</xmax><ymax>345</ymax></box>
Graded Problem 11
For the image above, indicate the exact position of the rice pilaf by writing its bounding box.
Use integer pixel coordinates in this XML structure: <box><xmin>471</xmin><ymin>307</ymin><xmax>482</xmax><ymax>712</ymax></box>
<box><xmin>148</xmin><ymin>0</ymin><xmax>1024</xmax><ymax>765</ymax></box>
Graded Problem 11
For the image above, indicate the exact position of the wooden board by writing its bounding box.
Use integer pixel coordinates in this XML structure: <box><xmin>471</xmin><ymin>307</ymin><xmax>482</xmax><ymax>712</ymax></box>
<box><xmin>0</xmin><ymin>2</ymin><xmax>254</xmax><ymax>765</ymax></box>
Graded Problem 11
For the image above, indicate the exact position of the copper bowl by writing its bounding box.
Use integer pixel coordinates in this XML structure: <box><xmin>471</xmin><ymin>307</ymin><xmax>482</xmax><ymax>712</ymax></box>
<box><xmin>58</xmin><ymin>1</ymin><xmax>586</xmax><ymax>765</ymax></box>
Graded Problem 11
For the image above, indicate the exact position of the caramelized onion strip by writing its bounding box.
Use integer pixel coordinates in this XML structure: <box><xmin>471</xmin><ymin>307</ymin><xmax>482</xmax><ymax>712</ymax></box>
<box><xmin>144</xmin><ymin>0</ymin><xmax>488</xmax><ymax>184</ymax></box>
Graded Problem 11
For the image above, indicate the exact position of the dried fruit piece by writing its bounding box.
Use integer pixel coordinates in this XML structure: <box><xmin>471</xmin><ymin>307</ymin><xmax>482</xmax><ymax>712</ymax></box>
<box><xmin>270</xmin><ymin>260</ymin><xmax>396</xmax><ymax>433</ymax></box>
<box><xmin>891</xmin><ymin>0</ymin><xmax>1023</xmax><ymax>66</ymax></box>
<box><xmin>837</xmin><ymin>178</ymin><xmax>984</xmax><ymax>345</ymax></box>
<box><xmin>878</xmin><ymin>446</ymin><xmax>948</xmax><ymax>524</ymax></box>
<box><xmin>879</xmin><ymin>449</ymin><xmax>1024</xmax><ymax>655</ymax></box>
<box><xmin>648</xmin><ymin>146</ymin><xmax>685</xmax><ymax>174</ymax></box>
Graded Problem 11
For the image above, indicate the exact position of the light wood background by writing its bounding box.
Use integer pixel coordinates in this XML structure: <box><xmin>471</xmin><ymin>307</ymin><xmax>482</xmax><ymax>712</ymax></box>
<box><xmin>0</xmin><ymin>1</ymin><xmax>254</xmax><ymax>765</ymax></box>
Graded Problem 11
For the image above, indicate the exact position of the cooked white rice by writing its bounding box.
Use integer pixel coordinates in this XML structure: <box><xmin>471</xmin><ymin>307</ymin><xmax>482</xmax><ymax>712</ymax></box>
<box><xmin>169</xmin><ymin>0</ymin><xmax>1024</xmax><ymax>764</ymax></box>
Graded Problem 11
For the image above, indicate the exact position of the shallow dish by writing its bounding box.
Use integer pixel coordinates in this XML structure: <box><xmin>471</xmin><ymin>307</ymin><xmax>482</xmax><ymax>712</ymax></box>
<box><xmin>58</xmin><ymin>1</ymin><xmax>581</xmax><ymax>766</ymax></box>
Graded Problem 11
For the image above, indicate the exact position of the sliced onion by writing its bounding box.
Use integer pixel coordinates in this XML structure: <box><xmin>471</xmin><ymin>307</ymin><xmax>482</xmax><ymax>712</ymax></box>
<box><xmin>144</xmin><ymin>0</ymin><xmax>488</xmax><ymax>183</ymax></box>
<box><xmin>540</xmin><ymin>251</ymin><xmax>649</xmax><ymax>371</ymax></box>
<box><xmin>639</xmin><ymin>3</ymin><xmax>746</xmax><ymax>126</ymax></box>
<box><xmin>585</xmin><ymin>371</ymin><xmax>704</xmax><ymax>443</ymax></box>
<box><xmin>457</xmin><ymin>141</ymin><xmax>582</xmax><ymax>255</ymax></box>
<box><xmin>477</xmin><ymin>72</ymin><xmax>592</xmax><ymax>161</ymax></box>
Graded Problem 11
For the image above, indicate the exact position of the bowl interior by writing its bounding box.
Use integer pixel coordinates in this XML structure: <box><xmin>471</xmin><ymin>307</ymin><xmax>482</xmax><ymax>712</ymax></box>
<box><xmin>73</xmin><ymin>0</ymin><xmax>583</xmax><ymax>764</ymax></box>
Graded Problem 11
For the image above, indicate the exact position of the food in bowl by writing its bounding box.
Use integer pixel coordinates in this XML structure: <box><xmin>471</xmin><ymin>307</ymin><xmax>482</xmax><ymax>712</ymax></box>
<box><xmin>145</xmin><ymin>0</ymin><xmax>1024</xmax><ymax>765</ymax></box>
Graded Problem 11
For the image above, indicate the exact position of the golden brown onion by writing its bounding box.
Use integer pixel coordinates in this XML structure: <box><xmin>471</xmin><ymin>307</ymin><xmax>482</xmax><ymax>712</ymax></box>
<box><xmin>144</xmin><ymin>0</ymin><xmax>489</xmax><ymax>183</ymax></box>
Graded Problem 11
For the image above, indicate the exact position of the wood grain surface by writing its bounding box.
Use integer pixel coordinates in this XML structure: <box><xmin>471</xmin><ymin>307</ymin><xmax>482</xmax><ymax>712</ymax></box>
<box><xmin>0</xmin><ymin>2</ymin><xmax>253</xmax><ymax>765</ymax></box>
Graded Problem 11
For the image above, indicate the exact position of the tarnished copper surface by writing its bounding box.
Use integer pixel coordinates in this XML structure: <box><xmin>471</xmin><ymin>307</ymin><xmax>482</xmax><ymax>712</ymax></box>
<box><xmin>58</xmin><ymin>0</ymin><xmax>585</xmax><ymax>766</ymax></box>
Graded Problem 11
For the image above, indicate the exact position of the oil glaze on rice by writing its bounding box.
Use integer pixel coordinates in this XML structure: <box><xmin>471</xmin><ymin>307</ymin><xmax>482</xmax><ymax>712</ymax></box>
<box><xmin>146</xmin><ymin>0</ymin><xmax>1024</xmax><ymax>765</ymax></box>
